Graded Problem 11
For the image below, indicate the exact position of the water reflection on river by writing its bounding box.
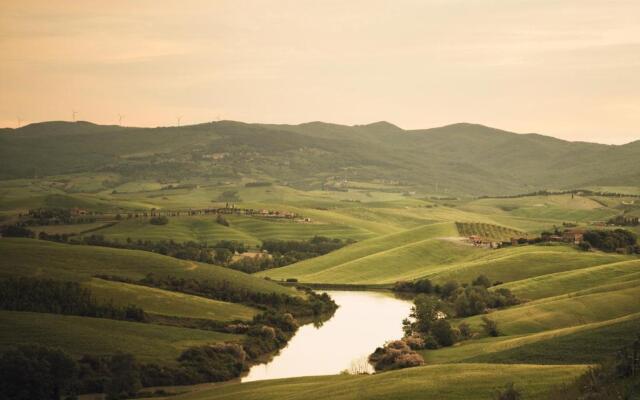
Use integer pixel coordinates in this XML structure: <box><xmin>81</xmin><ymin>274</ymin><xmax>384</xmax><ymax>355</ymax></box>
<box><xmin>242</xmin><ymin>290</ymin><xmax>413</xmax><ymax>382</ymax></box>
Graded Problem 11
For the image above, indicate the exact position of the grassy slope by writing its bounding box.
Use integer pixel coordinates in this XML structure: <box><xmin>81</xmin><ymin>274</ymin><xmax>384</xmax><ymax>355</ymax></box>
<box><xmin>256</xmin><ymin>223</ymin><xmax>484</xmax><ymax>284</ymax></box>
<box><xmin>87</xmin><ymin>278</ymin><xmax>257</xmax><ymax>321</ymax></box>
<box><xmin>0</xmin><ymin>238</ymin><xmax>298</xmax><ymax>323</ymax></box>
<box><xmin>0</xmin><ymin>238</ymin><xmax>295</xmax><ymax>296</ymax></box>
<box><xmin>169</xmin><ymin>364</ymin><xmax>586</xmax><ymax>400</ymax></box>
<box><xmin>0</xmin><ymin>311</ymin><xmax>242</xmax><ymax>363</ymax></box>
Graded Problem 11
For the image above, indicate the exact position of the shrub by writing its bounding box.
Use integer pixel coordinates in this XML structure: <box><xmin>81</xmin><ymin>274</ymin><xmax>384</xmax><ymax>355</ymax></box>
<box><xmin>423</xmin><ymin>335</ymin><xmax>439</xmax><ymax>349</ymax></box>
<box><xmin>458</xmin><ymin>322</ymin><xmax>472</xmax><ymax>339</ymax></box>
<box><xmin>149</xmin><ymin>216</ymin><xmax>168</xmax><ymax>225</ymax></box>
<box><xmin>482</xmin><ymin>316</ymin><xmax>500</xmax><ymax>337</ymax></box>
<box><xmin>216</xmin><ymin>214</ymin><xmax>229</xmax><ymax>226</ymax></box>
<box><xmin>404</xmin><ymin>335</ymin><xmax>426</xmax><ymax>350</ymax></box>
<box><xmin>368</xmin><ymin>340</ymin><xmax>424</xmax><ymax>371</ymax></box>
<box><xmin>472</xmin><ymin>274</ymin><xmax>492</xmax><ymax>288</ymax></box>
<box><xmin>495</xmin><ymin>382</ymin><xmax>521</xmax><ymax>400</ymax></box>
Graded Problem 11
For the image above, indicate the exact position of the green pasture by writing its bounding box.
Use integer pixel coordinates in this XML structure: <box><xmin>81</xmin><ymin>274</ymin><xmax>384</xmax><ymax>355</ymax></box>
<box><xmin>168</xmin><ymin>363</ymin><xmax>586</xmax><ymax>400</ymax></box>
<box><xmin>0</xmin><ymin>310</ymin><xmax>241</xmax><ymax>363</ymax></box>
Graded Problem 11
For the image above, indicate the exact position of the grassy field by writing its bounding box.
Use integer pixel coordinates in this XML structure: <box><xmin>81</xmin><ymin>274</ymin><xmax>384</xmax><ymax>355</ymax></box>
<box><xmin>87</xmin><ymin>278</ymin><xmax>257</xmax><ymax>321</ymax></box>
<box><xmin>0</xmin><ymin>311</ymin><xmax>242</xmax><ymax>363</ymax></box>
<box><xmin>164</xmin><ymin>363</ymin><xmax>587</xmax><ymax>400</ymax></box>
<box><xmin>1</xmin><ymin>170</ymin><xmax>639</xmax><ymax>399</ymax></box>
<box><xmin>256</xmin><ymin>222</ymin><xmax>487</xmax><ymax>284</ymax></box>
<box><xmin>258</xmin><ymin>231</ymin><xmax>629</xmax><ymax>286</ymax></box>
<box><xmin>0</xmin><ymin>238</ymin><xmax>296</xmax><ymax>297</ymax></box>
<box><xmin>0</xmin><ymin>238</ymin><xmax>301</xmax><ymax>325</ymax></box>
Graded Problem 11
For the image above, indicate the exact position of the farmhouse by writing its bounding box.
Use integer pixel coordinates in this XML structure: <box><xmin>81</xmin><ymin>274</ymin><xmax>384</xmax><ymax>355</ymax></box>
<box><xmin>562</xmin><ymin>229</ymin><xmax>584</xmax><ymax>244</ymax></box>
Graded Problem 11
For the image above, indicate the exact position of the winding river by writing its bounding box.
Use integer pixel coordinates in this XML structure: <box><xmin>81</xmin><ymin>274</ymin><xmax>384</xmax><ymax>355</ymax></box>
<box><xmin>242</xmin><ymin>290</ymin><xmax>413</xmax><ymax>382</ymax></box>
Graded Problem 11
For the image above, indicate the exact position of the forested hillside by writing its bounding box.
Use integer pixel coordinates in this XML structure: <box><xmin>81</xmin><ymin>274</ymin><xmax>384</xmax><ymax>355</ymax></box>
<box><xmin>1</xmin><ymin>121</ymin><xmax>638</xmax><ymax>195</ymax></box>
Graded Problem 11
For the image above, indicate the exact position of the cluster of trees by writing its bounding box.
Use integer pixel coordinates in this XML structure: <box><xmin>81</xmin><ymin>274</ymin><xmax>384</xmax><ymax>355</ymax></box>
<box><xmin>135</xmin><ymin>273</ymin><xmax>337</xmax><ymax>318</ymax></box>
<box><xmin>607</xmin><ymin>215</ymin><xmax>640</xmax><ymax>227</ymax></box>
<box><xmin>394</xmin><ymin>276</ymin><xmax>512</xmax><ymax>359</ymax></box>
<box><xmin>394</xmin><ymin>275</ymin><xmax>519</xmax><ymax>318</ymax></box>
<box><xmin>0</xmin><ymin>224</ymin><xmax>35</xmax><ymax>238</ymax></box>
<box><xmin>20</xmin><ymin>208</ymin><xmax>97</xmax><ymax>226</ymax></box>
<box><xmin>229</xmin><ymin>236</ymin><xmax>353</xmax><ymax>273</ymax></box>
<box><xmin>0</xmin><ymin>277</ymin><xmax>146</xmax><ymax>322</ymax></box>
<box><xmin>401</xmin><ymin>293</ymin><xmax>502</xmax><ymax>354</ymax></box>
<box><xmin>0</xmin><ymin>343</ymin><xmax>250</xmax><ymax>400</ymax></box>
<box><xmin>582</xmin><ymin>229</ymin><xmax>639</xmax><ymax>253</ymax></box>
<box><xmin>39</xmin><ymin>233</ymin><xmax>248</xmax><ymax>265</ymax></box>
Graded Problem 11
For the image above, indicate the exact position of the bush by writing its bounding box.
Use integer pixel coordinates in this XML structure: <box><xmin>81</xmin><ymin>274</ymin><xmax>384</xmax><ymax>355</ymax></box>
<box><xmin>495</xmin><ymin>382</ymin><xmax>521</xmax><ymax>400</ymax></box>
<box><xmin>368</xmin><ymin>340</ymin><xmax>424</xmax><ymax>371</ymax></box>
<box><xmin>472</xmin><ymin>274</ymin><xmax>492</xmax><ymax>288</ymax></box>
<box><xmin>404</xmin><ymin>335</ymin><xmax>426</xmax><ymax>350</ymax></box>
<box><xmin>482</xmin><ymin>316</ymin><xmax>500</xmax><ymax>337</ymax></box>
<box><xmin>458</xmin><ymin>322</ymin><xmax>472</xmax><ymax>339</ymax></box>
<box><xmin>149</xmin><ymin>216</ymin><xmax>169</xmax><ymax>225</ymax></box>
<box><xmin>216</xmin><ymin>214</ymin><xmax>229</xmax><ymax>226</ymax></box>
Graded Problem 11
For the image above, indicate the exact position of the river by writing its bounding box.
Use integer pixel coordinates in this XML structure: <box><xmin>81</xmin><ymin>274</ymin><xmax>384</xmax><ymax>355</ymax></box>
<box><xmin>242</xmin><ymin>290</ymin><xmax>413</xmax><ymax>382</ymax></box>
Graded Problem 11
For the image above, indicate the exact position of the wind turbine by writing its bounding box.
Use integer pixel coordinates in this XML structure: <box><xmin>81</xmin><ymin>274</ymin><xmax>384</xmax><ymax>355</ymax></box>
<box><xmin>118</xmin><ymin>114</ymin><xmax>124</xmax><ymax>126</ymax></box>
<box><xmin>16</xmin><ymin>116</ymin><xmax>23</xmax><ymax>128</ymax></box>
<box><xmin>177</xmin><ymin>116</ymin><xmax>182</xmax><ymax>127</ymax></box>
<box><xmin>72</xmin><ymin>110</ymin><xmax>78</xmax><ymax>122</ymax></box>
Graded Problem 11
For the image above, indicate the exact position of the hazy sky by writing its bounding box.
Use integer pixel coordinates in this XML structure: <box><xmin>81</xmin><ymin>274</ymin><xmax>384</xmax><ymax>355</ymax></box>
<box><xmin>1</xmin><ymin>0</ymin><xmax>639</xmax><ymax>144</ymax></box>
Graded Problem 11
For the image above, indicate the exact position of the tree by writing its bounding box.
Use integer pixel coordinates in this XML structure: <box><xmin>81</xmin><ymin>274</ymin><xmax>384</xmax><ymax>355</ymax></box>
<box><xmin>431</xmin><ymin>319</ymin><xmax>456</xmax><ymax>347</ymax></box>
<box><xmin>411</xmin><ymin>294</ymin><xmax>442</xmax><ymax>334</ymax></box>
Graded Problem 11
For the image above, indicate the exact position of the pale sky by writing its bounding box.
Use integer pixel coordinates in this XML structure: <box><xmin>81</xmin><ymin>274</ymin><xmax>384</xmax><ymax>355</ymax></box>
<box><xmin>1</xmin><ymin>0</ymin><xmax>639</xmax><ymax>144</ymax></box>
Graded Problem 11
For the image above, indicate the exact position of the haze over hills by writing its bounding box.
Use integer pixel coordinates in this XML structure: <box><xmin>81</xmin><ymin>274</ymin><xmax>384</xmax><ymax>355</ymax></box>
<box><xmin>1</xmin><ymin>120</ymin><xmax>638</xmax><ymax>196</ymax></box>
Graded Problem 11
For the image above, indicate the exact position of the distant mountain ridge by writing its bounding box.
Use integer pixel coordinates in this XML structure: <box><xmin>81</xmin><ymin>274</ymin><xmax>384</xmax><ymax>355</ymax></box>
<box><xmin>0</xmin><ymin>120</ymin><xmax>638</xmax><ymax>195</ymax></box>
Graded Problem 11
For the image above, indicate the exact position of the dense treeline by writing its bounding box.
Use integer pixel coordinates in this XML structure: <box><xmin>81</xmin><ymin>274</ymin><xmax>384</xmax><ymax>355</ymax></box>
<box><xmin>0</xmin><ymin>277</ymin><xmax>145</xmax><ymax>322</ymax></box>
<box><xmin>607</xmin><ymin>215</ymin><xmax>640</xmax><ymax>227</ymax></box>
<box><xmin>0</xmin><ymin>344</ymin><xmax>249</xmax><ymax>400</ymax></box>
<box><xmin>229</xmin><ymin>236</ymin><xmax>354</xmax><ymax>273</ymax></box>
<box><xmin>0</xmin><ymin>224</ymin><xmax>35</xmax><ymax>238</ymax></box>
<box><xmin>393</xmin><ymin>275</ymin><xmax>519</xmax><ymax>318</ymax></box>
<box><xmin>38</xmin><ymin>233</ymin><xmax>247</xmax><ymax>264</ymax></box>
<box><xmin>18</xmin><ymin>208</ymin><xmax>98</xmax><ymax>226</ymax></box>
<box><xmin>478</xmin><ymin>189</ymin><xmax>640</xmax><ymax>200</ymax></box>
<box><xmin>136</xmin><ymin>273</ymin><xmax>336</xmax><ymax>318</ymax></box>
<box><xmin>34</xmin><ymin>232</ymin><xmax>351</xmax><ymax>271</ymax></box>
<box><xmin>582</xmin><ymin>229</ymin><xmax>639</xmax><ymax>253</ymax></box>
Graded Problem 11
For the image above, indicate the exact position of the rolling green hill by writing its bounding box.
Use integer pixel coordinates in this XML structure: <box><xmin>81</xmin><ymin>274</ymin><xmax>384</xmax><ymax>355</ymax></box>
<box><xmin>0</xmin><ymin>311</ymin><xmax>241</xmax><ymax>363</ymax></box>
<box><xmin>164</xmin><ymin>363</ymin><xmax>586</xmax><ymax>400</ymax></box>
<box><xmin>0</xmin><ymin>238</ymin><xmax>297</xmax><ymax>322</ymax></box>
<box><xmin>2</xmin><ymin>120</ymin><xmax>640</xmax><ymax>195</ymax></box>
